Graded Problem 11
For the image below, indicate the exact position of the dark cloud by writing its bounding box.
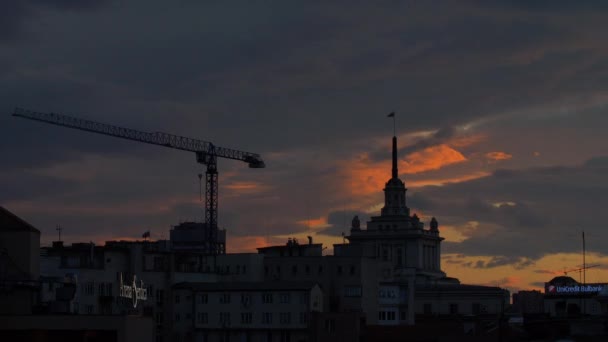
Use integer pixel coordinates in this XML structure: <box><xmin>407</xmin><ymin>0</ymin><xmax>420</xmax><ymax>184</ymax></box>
<box><xmin>0</xmin><ymin>2</ymin><xmax>28</xmax><ymax>41</ymax></box>
<box><xmin>422</xmin><ymin>157</ymin><xmax>608</xmax><ymax>260</ymax></box>
<box><xmin>0</xmin><ymin>0</ymin><xmax>112</xmax><ymax>43</ymax></box>
<box><xmin>462</xmin><ymin>256</ymin><xmax>535</xmax><ymax>270</ymax></box>
<box><xmin>1</xmin><ymin>1</ymin><xmax>608</xmax><ymax>259</ymax></box>
<box><xmin>534</xmin><ymin>270</ymin><xmax>558</xmax><ymax>275</ymax></box>
<box><xmin>30</xmin><ymin>0</ymin><xmax>111</xmax><ymax>10</ymax></box>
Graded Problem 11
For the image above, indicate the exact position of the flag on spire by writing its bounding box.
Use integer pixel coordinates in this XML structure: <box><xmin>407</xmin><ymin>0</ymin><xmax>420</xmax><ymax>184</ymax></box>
<box><xmin>387</xmin><ymin>112</ymin><xmax>395</xmax><ymax>117</ymax></box>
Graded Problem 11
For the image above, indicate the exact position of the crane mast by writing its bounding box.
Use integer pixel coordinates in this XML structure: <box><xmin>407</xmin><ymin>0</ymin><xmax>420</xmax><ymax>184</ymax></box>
<box><xmin>13</xmin><ymin>107</ymin><xmax>265</xmax><ymax>254</ymax></box>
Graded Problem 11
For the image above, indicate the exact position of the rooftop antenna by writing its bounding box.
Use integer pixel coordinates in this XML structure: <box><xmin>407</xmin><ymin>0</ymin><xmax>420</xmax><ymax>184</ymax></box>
<box><xmin>56</xmin><ymin>224</ymin><xmax>62</xmax><ymax>242</ymax></box>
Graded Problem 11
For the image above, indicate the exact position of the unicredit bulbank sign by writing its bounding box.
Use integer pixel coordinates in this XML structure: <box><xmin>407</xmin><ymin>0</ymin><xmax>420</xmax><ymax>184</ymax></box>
<box><xmin>545</xmin><ymin>284</ymin><xmax>604</xmax><ymax>295</ymax></box>
<box><xmin>119</xmin><ymin>273</ymin><xmax>148</xmax><ymax>308</ymax></box>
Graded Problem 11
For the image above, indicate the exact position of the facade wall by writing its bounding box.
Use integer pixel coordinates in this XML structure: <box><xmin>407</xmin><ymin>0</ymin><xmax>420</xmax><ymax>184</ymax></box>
<box><xmin>172</xmin><ymin>285</ymin><xmax>322</xmax><ymax>342</ymax></box>
<box><xmin>0</xmin><ymin>231</ymin><xmax>40</xmax><ymax>279</ymax></box>
<box><xmin>415</xmin><ymin>292</ymin><xmax>507</xmax><ymax>316</ymax></box>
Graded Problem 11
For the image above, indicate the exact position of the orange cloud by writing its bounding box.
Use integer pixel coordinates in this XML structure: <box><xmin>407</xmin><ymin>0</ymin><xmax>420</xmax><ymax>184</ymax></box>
<box><xmin>449</xmin><ymin>134</ymin><xmax>486</xmax><ymax>148</ymax></box>
<box><xmin>295</xmin><ymin>217</ymin><xmax>330</xmax><ymax>230</ymax></box>
<box><xmin>224</xmin><ymin>181</ymin><xmax>264</xmax><ymax>190</ymax></box>
<box><xmin>407</xmin><ymin>171</ymin><xmax>491</xmax><ymax>188</ymax></box>
<box><xmin>402</xmin><ymin>144</ymin><xmax>467</xmax><ymax>174</ymax></box>
<box><xmin>227</xmin><ymin>235</ymin><xmax>284</xmax><ymax>253</ymax></box>
<box><xmin>340</xmin><ymin>152</ymin><xmax>390</xmax><ymax>197</ymax></box>
<box><xmin>485</xmin><ymin>151</ymin><xmax>513</xmax><ymax>161</ymax></box>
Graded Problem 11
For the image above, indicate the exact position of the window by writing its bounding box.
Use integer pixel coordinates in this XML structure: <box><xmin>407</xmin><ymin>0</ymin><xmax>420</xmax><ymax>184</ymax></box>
<box><xmin>219</xmin><ymin>312</ymin><xmax>231</xmax><ymax>326</ymax></box>
<box><xmin>337</xmin><ymin>266</ymin><xmax>343</xmax><ymax>275</ymax></box>
<box><xmin>241</xmin><ymin>294</ymin><xmax>252</xmax><ymax>307</ymax></box>
<box><xmin>382</xmin><ymin>248</ymin><xmax>389</xmax><ymax>261</ymax></box>
<box><xmin>280</xmin><ymin>312</ymin><xmax>291</xmax><ymax>325</ymax></box>
<box><xmin>98</xmin><ymin>283</ymin><xmax>104</xmax><ymax>295</ymax></box>
<box><xmin>299</xmin><ymin>312</ymin><xmax>308</xmax><ymax>324</ymax></box>
<box><xmin>265</xmin><ymin>266</ymin><xmax>269</xmax><ymax>276</ymax></box>
<box><xmin>449</xmin><ymin>303</ymin><xmax>459</xmax><ymax>315</ymax></box>
<box><xmin>83</xmin><ymin>282</ymin><xmax>94</xmax><ymax>296</ymax></box>
<box><xmin>175</xmin><ymin>313</ymin><xmax>180</xmax><ymax>322</ymax></box>
<box><xmin>325</xmin><ymin>319</ymin><xmax>335</xmax><ymax>333</ymax></box>
<box><xmin>243</xmin><ymin>265</ymin><xmax>247</xmax><ymax>274</ymax></box>
<box><xmin>186</xmin><ymin>313</ymin><xmax>191</xmax><ymax>320</ymax></box>
<box><xmin>400</xmin><ymin>311</ymin><xmax>406</xmax><ymax>320</ymax></box>
<box><xmin>197</xmin><ymin>312</ymin><xmax>208</xmax><ymax>324</ymax></box>
<box><xmin>349</xmin><ymin>265</ymin><xmax>356</xmax><ymax>275</ymax></box>
<box><xmin>175</xmin><ymin>294</ymin><xmax>180</xmax><ymax>304</ymax></box>
<box><xmin>305</xmin><ymin>265</ymin><xmax>310</xmax><ymax>275</ymax></box>
<box><xmin>220</xmin><ymin>293</ymin><xmax>231</xmax><ymax>304</ymax></box>
<box><xmin>292</xmin><ymin>265</ymin><xmax>297</xmax><ymax>275</ymax></box>
<box><xmin>86</xmin><ymin>305</ymin><xmax>94</xmax><ymax>314</ymax></box>
<box><xmin>153</xmin><ymin>256</ymin><xmax>164</xmax><ymax>271</ymax></box>
<box><xmin>396</xmin><ymin>248</ymin><xmax>403</xmax><ymax>266</ymax></box>
<box><xmin>300</xmin><ymin>293</ymin><xmax>308</xmax><ymax>304</ymax></box>
<box><xmin>262</xmin><ymin>293</ymin><xmax>273</xmax><ymax>304</ymax></box>
<box><xmin>156</xmin><ymin>312</ymin><xmax>164</xmax><ymax>325</ymax></box>
<box><xmin>262</xmin><ymin>312</ymin><xmax>273</xmax><ymax>324</ymax></box>
<box><xmin>279</xmin><ymin>293</ymin><xmax>290</xmax><ymax>304</ymax></box>
<box><xmin>344</xmin><ymin>286</ymin><xmax>362</xmax><ymax>297</ymax></box>
<box><xmin>472</xmin><ymin>303</ymin><xmax>481</xmax><ymax>315</ymax></box>
<box><xmin>241</xmin><ymin>312</ymin><xmax>252</xmax><ymax>324</ymax></box>
<box><xmin>318</xmin><ymin>265</ymin><xmax>323</xmax><ymax>275</ymax></box>
<box><xmin>199</xmin><ymin>293</ymin><xmax>208</xmax><ymax>304</ymax></box>
<box><xmin>423</xmin><ymin>303</ymin><xmax>432</xmax><ymax>314</ymax></box>
<box><xmin>379</xmin><ymin>311</ymin><xmax>395</xmax><ymax>321</ymax></box>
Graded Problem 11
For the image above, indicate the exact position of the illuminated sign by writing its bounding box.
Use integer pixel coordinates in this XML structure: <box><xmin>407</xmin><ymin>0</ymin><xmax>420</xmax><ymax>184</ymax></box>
<box><xmin>546</xmin><ymin>284</ymin><xmax>604</xmax><ymax>295</ymax></box>
<box><xmin>119</xmin><ymin>273</ymin><xmax>148</xmax><ymax>308</ymax></box>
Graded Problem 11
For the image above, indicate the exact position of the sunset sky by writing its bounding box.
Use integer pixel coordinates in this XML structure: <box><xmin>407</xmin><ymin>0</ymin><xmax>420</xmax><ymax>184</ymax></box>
<box><xmin>1</xmin><ymin>1</ymin><xmax>608</xmax><ymax>293</ymax></box>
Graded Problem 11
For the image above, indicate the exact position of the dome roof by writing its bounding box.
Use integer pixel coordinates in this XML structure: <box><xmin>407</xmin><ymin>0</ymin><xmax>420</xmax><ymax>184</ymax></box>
<box><xmin>548</xmin><ymin>276</ymin><xmax>577</xmax><ymax>285</ymax></box>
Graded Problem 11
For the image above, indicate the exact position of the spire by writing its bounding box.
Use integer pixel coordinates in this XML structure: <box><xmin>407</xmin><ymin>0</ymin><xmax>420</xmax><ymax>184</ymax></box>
<box><xmin>392</xmin><ymin>136</ymin><xmax>398</xmax><ymax>179</ymax></box>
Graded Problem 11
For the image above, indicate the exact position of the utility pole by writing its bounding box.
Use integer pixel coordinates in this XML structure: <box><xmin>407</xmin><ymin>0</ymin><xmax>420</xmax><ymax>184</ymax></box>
<box><xmin>583</xmin><ymin>230</ymin><xmax>586</xmax><ymax>315</ymax></box>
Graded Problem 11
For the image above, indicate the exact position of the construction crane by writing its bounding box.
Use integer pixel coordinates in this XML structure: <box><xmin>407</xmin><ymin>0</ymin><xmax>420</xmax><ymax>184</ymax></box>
<box><xmin>563</xmin><ymin>264</ymin><xmax>600</xmax><ymax>277</ymax></box>
<box><xmin>12</xmin><ymin>107</ymin><xmax>265</xmax><ymax>253</ymax></box>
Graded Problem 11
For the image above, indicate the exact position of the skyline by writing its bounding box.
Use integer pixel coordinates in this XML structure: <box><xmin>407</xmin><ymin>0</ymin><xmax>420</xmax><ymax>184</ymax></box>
<box><xmin>1</xmin><ymin>1</ymin><xmax>608</xmax><ymax>293</ymax></box>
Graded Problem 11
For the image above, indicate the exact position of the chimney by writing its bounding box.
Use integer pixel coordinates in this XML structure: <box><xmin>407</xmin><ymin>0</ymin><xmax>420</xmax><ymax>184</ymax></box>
<box><xmin>307</xmin><ymin>236</ymin><xmax>312</xmax><ymax>245</ymax></box>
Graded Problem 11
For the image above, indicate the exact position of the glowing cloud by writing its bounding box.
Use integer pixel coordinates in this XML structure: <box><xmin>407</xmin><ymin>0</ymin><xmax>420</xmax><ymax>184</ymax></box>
<box><xmin>295</xmin><ymin>217</ymin><xmax>331</xmax><ymax>230</ymax></box>
<box><xmin>485</xmin><ymin>151</ymin><xmax>513</xmax><ymax>162</ymax></box>
<box><xmin>402</xmin><ymin>144</ymin><xmax>467</xmax><ymax>174</ymax></box>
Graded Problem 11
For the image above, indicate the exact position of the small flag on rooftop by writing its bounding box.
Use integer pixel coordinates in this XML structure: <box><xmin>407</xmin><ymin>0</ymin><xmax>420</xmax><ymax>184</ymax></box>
<box><xmin>387</xmin><ymin>112</ymin><xmax>395</xmax><ymax>117</ymax></box>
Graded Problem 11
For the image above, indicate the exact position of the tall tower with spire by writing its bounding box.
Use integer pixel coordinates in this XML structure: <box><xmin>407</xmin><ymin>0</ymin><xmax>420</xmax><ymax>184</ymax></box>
<box><xmin>345</xmin><ymin>116</ymin><xmax>445</xmax><ymax>281</ymax></box>
<box><xmin>380</xmin><ymin>135</ymin><xmax>409</xmax><ymax>217</ymax></box>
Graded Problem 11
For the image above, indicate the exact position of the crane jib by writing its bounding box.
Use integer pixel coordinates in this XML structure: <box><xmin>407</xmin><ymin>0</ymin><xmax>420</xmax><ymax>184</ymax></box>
<box><xmin>12</xmin><ymin>107</ymin><xmax>265</xmax><ymax>255</ymax></box>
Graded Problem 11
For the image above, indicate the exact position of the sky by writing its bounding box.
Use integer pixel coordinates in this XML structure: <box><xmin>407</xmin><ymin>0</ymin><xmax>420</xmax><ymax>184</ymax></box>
<box><xmin>1</xmin><ymin>1</ymin><xmax>608</xmax><ymax>293</ymax></box>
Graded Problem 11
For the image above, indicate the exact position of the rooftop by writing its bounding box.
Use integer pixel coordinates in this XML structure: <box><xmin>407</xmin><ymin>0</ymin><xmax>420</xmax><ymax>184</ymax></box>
<box><xmin>0</xmin><ymin>206</ymin><xmax>40</xmax><ymax>234</ymax></box>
